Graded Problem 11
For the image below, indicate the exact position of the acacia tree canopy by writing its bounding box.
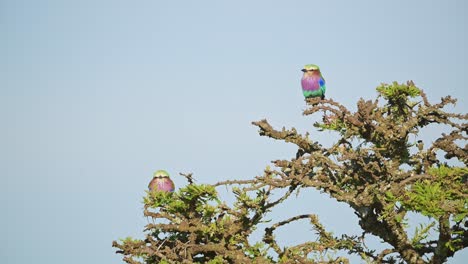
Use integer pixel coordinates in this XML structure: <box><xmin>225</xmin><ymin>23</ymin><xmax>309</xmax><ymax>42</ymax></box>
<box><xmin>113</xmin><ymin>81</ymin><xmax>467</xmax><ymax>264</ymax></box>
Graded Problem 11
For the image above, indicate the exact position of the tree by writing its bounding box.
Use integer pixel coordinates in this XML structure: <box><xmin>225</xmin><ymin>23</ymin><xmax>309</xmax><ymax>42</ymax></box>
<box><xmin>113</xmin><ymin>81</ymin><xmax>467</xmax><ymax>263</ymax></box>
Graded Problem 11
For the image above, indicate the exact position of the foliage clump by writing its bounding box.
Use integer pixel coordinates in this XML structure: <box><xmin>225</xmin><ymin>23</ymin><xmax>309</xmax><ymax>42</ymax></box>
<box><xmin>113</xmin><ymin>81</ymin><xmax>467</xmax><ymax>264</ymax></box>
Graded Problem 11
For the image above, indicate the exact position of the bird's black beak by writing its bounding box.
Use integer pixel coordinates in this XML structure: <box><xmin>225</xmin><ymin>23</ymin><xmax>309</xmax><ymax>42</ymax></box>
<box><xmin>301</xmin><ymin>69</ymin><xmax>306</xmax><ymax>72</ymax></box>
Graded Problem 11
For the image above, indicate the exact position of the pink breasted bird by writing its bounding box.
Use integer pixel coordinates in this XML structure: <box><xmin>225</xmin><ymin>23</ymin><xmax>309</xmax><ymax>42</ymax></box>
<box><xmin>148</xmin><ymin>170</ymin><xmax>175</xmax><ymax>192</ymax></box>
<box><xmin>301</xmin><ymin>64</ymin><xmax>326</xmax><ymax>99</ymax></box>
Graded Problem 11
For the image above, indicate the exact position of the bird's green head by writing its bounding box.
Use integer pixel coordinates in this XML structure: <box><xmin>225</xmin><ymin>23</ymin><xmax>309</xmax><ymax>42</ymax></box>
<box><xmin>301</xmin><ymin>64</ymin><xmax>320</xmax><ymax>72</ymax></box>
<box><xmin>153</xmin><ymin>170</ymin><xmax>170</xmax><ymax>178</ymax></box>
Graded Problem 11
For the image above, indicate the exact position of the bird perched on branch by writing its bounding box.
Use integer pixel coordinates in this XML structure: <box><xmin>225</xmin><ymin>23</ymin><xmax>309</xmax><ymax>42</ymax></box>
<box><xmin>148</xmin><ymin>170</ymin><xmax>175</xmax><ymax>192</ymax></box>
<box><xmin>301</xmin><ymin>64</ymin><xmax>326</xmax><ymax>99</ymax></box>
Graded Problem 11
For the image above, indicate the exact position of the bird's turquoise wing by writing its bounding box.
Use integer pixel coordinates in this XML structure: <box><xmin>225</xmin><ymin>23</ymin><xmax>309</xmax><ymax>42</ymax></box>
<box><xmin>319</xmin><ymin>77</ymin><xmax>326</xmax><ymax>96</ymax></box>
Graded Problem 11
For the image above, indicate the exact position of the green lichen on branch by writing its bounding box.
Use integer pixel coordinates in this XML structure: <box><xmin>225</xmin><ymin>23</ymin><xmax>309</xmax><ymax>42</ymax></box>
<box><xmin>113</xmin><ymin>81</ymin><xmax>467</xmax><ymax>264</ymax></box>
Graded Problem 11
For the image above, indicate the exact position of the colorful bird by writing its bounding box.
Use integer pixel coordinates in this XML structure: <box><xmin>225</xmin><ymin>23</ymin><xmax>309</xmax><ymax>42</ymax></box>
<box><xmin>148</xmin><ymin>170</ymin><xmax>175</xmax><ymax>192</ymax></box>
<box><xmin>301</xmin><ymin>64</ymin><xmax>326</xmax><ymax>99</ymax></box>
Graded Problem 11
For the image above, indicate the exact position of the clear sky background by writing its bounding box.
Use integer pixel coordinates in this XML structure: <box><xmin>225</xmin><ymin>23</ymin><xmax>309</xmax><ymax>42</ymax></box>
<box><xmin>1</xmin><ymin>1</ymin><xmax>467</xmax><ymax>263</ymax></box>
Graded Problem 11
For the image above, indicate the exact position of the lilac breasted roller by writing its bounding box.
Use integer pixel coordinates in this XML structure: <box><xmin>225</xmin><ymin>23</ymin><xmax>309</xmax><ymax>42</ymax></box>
<box><xmin>301</xmin><ymin>64</ymin><xmax>326</xmax><ymax>99</ymax></box>
<box><xmin>148</xmin><ymin>170</ymin><xmax>175</xmax><ymax>192</ymax></box>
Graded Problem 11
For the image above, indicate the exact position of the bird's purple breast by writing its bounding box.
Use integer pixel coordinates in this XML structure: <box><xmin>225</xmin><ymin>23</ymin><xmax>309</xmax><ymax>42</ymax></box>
<box><xmin>301</xmin><ymin>75</ymin><xmax>320</xmax><ymax>91</ymax></box>
<box><xmin>149</xmin><ymin>178</ymin><xmax>175</xmax><ymax>192</ymax></box>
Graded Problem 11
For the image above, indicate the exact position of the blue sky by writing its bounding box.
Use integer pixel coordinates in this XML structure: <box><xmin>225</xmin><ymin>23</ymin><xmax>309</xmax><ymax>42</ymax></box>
<box><xmin>1</xmin><ymin>1</ymin><xmax>467</xmax><ymax>263</ymax></box>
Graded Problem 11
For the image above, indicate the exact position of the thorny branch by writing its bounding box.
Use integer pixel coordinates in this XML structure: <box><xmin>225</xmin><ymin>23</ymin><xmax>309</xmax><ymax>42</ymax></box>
<box><xmin>113</xmin><ymin>82</ymin><xmax>467</xmax><ymax>264</ymax></box>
